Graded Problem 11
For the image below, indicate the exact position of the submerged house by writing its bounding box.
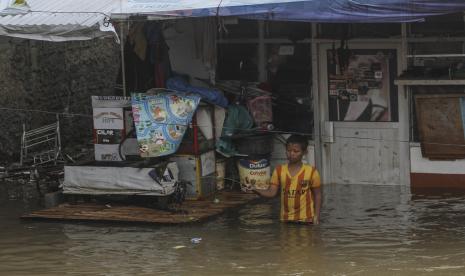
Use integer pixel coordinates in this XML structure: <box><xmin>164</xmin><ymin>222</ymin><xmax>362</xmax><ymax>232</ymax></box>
<box><xmin>1</xmin><ymin>0</ymin><xmax>465</xmax><ymax>194</ymax></box>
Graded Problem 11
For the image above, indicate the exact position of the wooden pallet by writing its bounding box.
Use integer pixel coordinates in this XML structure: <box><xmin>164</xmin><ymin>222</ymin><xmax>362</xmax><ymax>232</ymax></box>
<box><xmin>21</xmin><ymin>191</ymin><xmax>259</xmax><ymax>225</ymax></box>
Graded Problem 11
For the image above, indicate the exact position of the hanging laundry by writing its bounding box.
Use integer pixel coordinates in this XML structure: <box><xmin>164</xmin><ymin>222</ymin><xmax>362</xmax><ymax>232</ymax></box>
<box><xmin>118</xmin><ymin>21</ymin><xmax>152</xmax><ymax>92</ymax></box>
<box><xmin>131</xmin><ymin>91</ymin><xmax>201</xmax><ymax>157</ymax></box>
<box><xmin>193</xmin><ymin>18</ymin><xmax>217</xmax><ymax>74</ymax></box>
<box><xmin>127</xmin><ymin>22</ymin><xmax>147</xmax><ymax>61</ymax></box>
<box><xmin>145</xmin><ymin>22</ymin><xmax>173</xmax><ymax>88</ymax></box>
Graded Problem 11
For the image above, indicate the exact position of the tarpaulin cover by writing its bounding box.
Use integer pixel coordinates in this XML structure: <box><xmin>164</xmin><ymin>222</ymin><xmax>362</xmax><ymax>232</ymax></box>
<box><xmin>166</xmin><ymin>77</ymin><xmax>229</xmax><ymax>108</ymax></box>
<box><xmin>118</xmin><ymin>0</ymin><xmax>465</xmax><ymax>23</ymax></box>
<box><xmin>131</xmin><ymin>91</ymin><xmax>201</xmax><ymax>157</ymax></box>
<box><xmin>216</xmin><ymin>104</ymin><xmax>254</xmax><ymax>157</ymax></box>
<box><xmin>63</xmin><ymin>162</ymin><xmax>179</xmax><ymax>195</ymax></box>
<box><xmin>3</xmin><ymin>0</ymin><xmax>465</xmax><ymax>42</ymax></box>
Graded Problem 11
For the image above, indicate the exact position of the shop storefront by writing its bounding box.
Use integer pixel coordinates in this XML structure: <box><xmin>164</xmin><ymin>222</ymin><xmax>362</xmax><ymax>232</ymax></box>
<box><xmin>3</xmin><ymin>0</ymin><xmax>465</xmax><ymax>194</ymax></box>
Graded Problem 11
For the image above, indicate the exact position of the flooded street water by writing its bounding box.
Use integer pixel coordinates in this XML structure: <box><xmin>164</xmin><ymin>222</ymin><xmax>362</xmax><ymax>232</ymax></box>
<box><xmin>2</xmin><ymin>183</ymin><xmax>465</xmax><ymax>275</ymax></box>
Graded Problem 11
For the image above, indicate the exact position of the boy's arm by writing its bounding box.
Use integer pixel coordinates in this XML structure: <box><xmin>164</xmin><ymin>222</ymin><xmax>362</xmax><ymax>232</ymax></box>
<box><xmin>311</xmin><ymin>187</ymin><xmax>321</xmax><ymax>224</ymax></box>
<box><xmin>252</xmin><ymin>166</ymin><xmax>280</xmax><ymax>198</ymax></box>
<box><xmin>253</xmin><ymin>184</ymin><xmax>279</xmax><ymax>198</ymax></box>
<box><xmin>311</xmin><ymin>168</ymin><xmax>322</xmax><ymax>224</ymax></box>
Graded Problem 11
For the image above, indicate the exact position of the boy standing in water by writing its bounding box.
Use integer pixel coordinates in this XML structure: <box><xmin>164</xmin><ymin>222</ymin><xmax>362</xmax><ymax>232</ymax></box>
<box><xmin>252</xmin><ymin>135</ymin><xmax>321</xmax><ymax>224</ymax></box>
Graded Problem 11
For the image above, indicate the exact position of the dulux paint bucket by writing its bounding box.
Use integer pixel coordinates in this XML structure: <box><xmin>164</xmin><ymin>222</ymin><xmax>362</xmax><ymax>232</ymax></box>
<box><xmin>237</xmin><ymin>158</ymin><xmax>271</xmax><ymax>191</ymax></box>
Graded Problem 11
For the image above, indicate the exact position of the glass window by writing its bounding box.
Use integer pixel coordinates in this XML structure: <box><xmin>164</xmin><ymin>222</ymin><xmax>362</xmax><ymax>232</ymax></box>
<box><xmin>217</xmin><ymin>43</ymin><xmax>258</xmax><ymax>81</ymax></box>
<box><xmin>264</xmin><ymin>21</ymin><xmax>311</xmax><ymax>40</ymax></box>
<box><xmin>218</xmin><ymin>19</ymin><xmax>258</xmax><ymax>39</ymax></box>
<box><xmin>409</xmin><ymin>42</ymin><xmax>463</xmax><ymax>56</ymax></box>
<box><xmin>216</xmin><ymin>22</ymin><xmax>315</xmax><ymax>135</ymax></box>
<box><xmin>410</xmin><ymin>13</ymin><xmax>465</xmax><ymax>37</ymax></box>
<box><xmin>350</xmin><ymin>24</ymin><xmax>400</xmax><ymax>38</ymax></box>
<box><xmin>318</xmin><ymin>23</ymin><xmax>348</xmax><ymax>39</ymax></box>
<box><xmin>267</xmin><ymin>43</ymin><xmax>311</xmax><ymax>83</ymax></box>
<box><xmin>267</xmin><ymin>43</ymin><xmax>313</xmax><ymax>134</ymax></box>
<box><xmin>319</xmin><ymin>23</ymin><xmax>400</xmax><ymax>39</ymax></box>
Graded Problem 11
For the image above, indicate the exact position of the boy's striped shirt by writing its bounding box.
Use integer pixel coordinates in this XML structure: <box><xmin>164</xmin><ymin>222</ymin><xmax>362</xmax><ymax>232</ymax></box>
<box><xmin>270</xmin><ymin>164</ymin><xmax>320</xmax><ymax>223</ymax></box>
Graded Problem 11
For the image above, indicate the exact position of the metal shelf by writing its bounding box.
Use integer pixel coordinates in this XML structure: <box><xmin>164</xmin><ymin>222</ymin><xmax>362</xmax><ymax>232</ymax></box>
<box><xmin>394</xmin><ymin>79</ymin><xmax>465</xmax><ymax>85</ymax></box>
<box><xmin>407</xmin><ymin>36</ymin><xmax>465</xmax><ymax>43</ymax></box>
<box><xmin>407</xmin><ymin>54</ymin><xmax>465</xmax><ymax>58</ymax></box>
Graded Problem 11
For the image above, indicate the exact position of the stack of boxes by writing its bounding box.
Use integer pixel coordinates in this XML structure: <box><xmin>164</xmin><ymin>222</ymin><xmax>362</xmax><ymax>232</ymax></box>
<box><xmin>91</xmin><ymin>96</ymin><xmax>132</xmax><ymax>161</ymax></box>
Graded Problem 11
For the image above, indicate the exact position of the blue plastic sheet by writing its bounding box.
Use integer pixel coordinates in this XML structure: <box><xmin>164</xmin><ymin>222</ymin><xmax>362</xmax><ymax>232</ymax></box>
<box><xmin>122</xmin><ymin>0</ymin><xmax>465</xmax><ymax>23</ymax></box>
<box><xmin>166</xmin><ymin>77</ymin><xmax>228</xmax><ymax>108</ymax></box>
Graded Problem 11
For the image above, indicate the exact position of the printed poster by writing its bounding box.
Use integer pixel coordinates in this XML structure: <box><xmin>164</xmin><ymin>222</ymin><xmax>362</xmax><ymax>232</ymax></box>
<box><xmin>327</xmin><ymin>49</ymin><xmax>397</xmax><ymax>122</ymax></box>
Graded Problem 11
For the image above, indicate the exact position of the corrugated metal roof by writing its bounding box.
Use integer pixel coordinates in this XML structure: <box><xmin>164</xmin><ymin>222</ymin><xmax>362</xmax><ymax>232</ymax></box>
<box><xmin>0</xmin><ymin>0</ymin><xmax>118</xmax><ymax>41</ymax></box>
<box><xmin>3</xmin><ymin>0</ymin><xmax>118</xmax><ymax>14</ymax></box>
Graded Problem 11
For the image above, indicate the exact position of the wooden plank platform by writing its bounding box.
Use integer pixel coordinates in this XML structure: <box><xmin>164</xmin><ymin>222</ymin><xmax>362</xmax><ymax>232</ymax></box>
<box><xmin>21</xmin><ymin>191</ymin><xmax>259</xmax><ymax>225</ymax></box>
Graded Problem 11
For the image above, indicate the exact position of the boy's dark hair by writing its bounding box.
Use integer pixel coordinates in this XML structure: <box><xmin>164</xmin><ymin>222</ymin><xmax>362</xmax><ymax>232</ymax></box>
<box><xmin>286</xmin><ymin>134</ymin><xmax>309</xmax><ymax>151</ymax></box>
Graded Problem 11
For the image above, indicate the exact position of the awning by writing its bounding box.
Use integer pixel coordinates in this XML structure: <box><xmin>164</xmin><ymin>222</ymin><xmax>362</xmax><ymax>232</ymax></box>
<box><xmin>2</xmin><ymin>0</ymin><xmax>465</xmax><ymax>42</ymax></box>
<box><xmin>0</xmin><ymin>0</ymin><xmax>118</xmax><ymax>42</ymax></box>
<box><xmin>114</xmin><ymin>0</ymin><xmax>465</xmax><ymax>23</ymax></box>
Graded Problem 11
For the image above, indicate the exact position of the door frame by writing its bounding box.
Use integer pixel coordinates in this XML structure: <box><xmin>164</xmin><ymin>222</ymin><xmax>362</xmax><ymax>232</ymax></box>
<box><xmin>316</xmin><ymin>41</ymin><xmax>409</xmax><ymax>185</ymax></box>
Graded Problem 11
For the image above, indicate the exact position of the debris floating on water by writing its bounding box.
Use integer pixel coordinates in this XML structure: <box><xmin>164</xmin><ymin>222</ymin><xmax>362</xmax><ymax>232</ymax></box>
<box><xmin>191</xmin><ymin>237</ymin><xmax>202</xmax><ymax>244</ymax></box>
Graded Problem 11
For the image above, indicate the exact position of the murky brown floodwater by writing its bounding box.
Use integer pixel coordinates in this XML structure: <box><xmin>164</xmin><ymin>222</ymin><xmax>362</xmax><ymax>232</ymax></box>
<box><xmin>1</xmin><ymin>183</ymin><xmax>465</xmax><ymax>275</ymax></box>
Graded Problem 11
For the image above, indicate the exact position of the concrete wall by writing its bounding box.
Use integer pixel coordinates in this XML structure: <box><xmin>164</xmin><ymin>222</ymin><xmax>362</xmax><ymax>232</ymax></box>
<box><xmin>0</xmin><ymin>37</ymin><xmax>120</xmax><ymax>163</ymax></box>
<box><xmin>410</xmin><ymin>146</ymin><xmax>465</xmax><ymax>174</ymax></box>
<box><xmin>0</xmin><ymin>19</ymin><xmax>211</xmax><ymax>164</ymax></box>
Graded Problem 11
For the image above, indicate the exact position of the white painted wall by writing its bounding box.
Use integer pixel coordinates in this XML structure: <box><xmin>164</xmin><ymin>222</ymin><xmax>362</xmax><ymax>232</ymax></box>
<box><xmin>410</xmin><ymin>145</ymin><xmax>465</xmax><ymax>174</ymax></box>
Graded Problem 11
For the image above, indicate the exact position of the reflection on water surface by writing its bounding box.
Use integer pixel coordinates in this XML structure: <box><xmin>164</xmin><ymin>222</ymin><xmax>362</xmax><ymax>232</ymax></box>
<box><xmin>1</xmin><ymin>183</ymin><xmax>465</xmax><ymax>275</ymax></box>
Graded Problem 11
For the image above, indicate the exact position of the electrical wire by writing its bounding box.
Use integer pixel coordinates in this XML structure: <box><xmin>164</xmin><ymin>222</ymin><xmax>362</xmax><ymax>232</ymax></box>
<box><xmin>0</xmin><ymin>107</ymin><xmax>92</xmax><ymax>118</ymax></box>
<box><xmin>2</xmin><ymin>106</ymin><xmax>465</xmax><ymax>147</ymax></box>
